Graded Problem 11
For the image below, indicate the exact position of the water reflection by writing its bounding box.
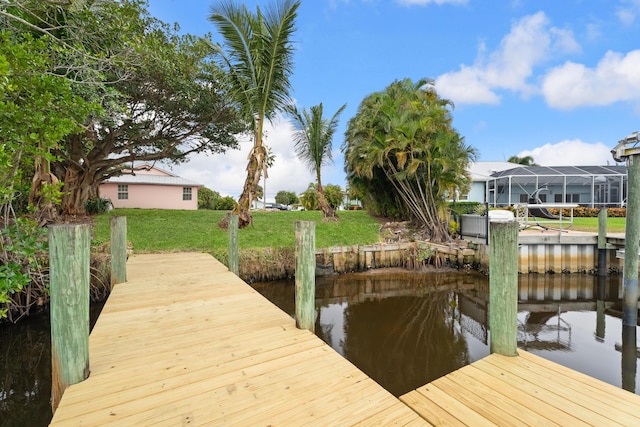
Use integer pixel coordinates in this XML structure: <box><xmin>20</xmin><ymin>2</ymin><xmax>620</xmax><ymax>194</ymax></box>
<box><xmin>0</xmin><ymin>303</ymin><xmax>104</xmax><ymax>427</ymax></box>
<box><xmin>0</xmin><ymin>315</ymin><xmax>51</xmax><ymax>427</ymax></box>
<box><xmin>254</xmin><ymin>272</ymin><xmax>640</xmax><ymax>396</ymax></box>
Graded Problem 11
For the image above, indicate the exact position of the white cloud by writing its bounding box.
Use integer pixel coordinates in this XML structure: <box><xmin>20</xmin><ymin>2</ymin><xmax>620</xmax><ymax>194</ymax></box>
<box><xmin>435</xmin><ymin>12</ymin><xmax>579</xmax><ymax>104</ymax></box>
<box><xmin>616</xmin><ymin>0</ymin><xmax>640</xmax><ymax>25</ymax></box>
<box><xmin>542</xmin><ymin>49</ymin><xmax>640</xmax><ymax>109</ymax></box>
<box><xmin>167</xmin><ymin>116</ymin><xmax>316</xmax><ymax>202</ymax></box>
<box><xmin>518</xmin><ymin>140</ymin><xmax>614</xmax><ymax>166</ymax></box>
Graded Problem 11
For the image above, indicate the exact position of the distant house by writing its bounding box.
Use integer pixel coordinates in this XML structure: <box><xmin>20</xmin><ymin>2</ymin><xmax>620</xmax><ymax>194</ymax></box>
<box><xmin>462</xmin><ymin>162</ymin><xmax>520</xmax><ymax>203</ymax></box>
<box><xmin>99</xmin><ymin>164</ymin><xmax>203</xmax><ymax>210</ymax></box>
<box><xmin>487</xmin><ymin>165</ymin><xmax>627</xmax><ymax>208</ymax></box>
<box><xmin>461</xmin><ymin>162</ymin><xmax>628</xmax><ymax>208</ymax></box>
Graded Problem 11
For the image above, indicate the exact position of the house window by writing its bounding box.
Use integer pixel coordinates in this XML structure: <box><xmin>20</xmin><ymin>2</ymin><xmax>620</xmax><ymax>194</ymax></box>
<box><xmin>183</xmin><ymin>187</ymin><xmax>192</xmax><ymax>201</ymax></box>
<box><xmin>118</xmin><ymin>184</ymin><xmax>128</xmax><ymax>200</ymax></box>
<box><xmin>459</xmin><ymin>193</ymin><xmax>469</xmax><ymax>201</ymax></box>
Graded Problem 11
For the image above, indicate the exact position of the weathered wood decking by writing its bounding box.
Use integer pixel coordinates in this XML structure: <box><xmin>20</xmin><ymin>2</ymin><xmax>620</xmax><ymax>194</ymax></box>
<box><xmin>50</xmin><ymin>252</ymin><xmax>640</xmax><ymax>426</ymax></box>
<box><xmin>49</xmin><ymin>253</ymin><xmax>424</xmax><ymax>426</ymax></box>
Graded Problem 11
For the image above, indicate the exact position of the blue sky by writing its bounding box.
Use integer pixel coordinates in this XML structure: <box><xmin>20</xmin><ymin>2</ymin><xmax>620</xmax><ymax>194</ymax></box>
<box><xmin>148</xmin><ymin>0</ymin><xmax>640</xmax><ymax>201</ymax></box>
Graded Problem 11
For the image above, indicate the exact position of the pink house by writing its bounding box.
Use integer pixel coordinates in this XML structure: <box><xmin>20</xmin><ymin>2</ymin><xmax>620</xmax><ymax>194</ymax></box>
<box><xmin>99</xmin><ymin>164</ymin><xmax>202</xmax><ymax>210</ymax></box>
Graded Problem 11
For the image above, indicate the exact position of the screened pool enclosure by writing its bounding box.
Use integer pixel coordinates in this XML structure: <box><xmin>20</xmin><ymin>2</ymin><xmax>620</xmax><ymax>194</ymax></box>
<box><xmin>487</xmin><ymin>165</ymin><xmax>627</xmax><ymax>208</ymax></box>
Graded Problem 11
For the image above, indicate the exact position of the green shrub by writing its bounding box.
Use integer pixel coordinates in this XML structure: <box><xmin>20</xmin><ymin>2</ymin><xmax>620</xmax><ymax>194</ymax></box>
<box><xmin>449</xmin><ymin>201</ymin><xmax>483</xmax><ymax>215</ymax></box>
<box><xmin>86</xmin><ymin>198</ymin><xmax>112</xmax><ymax>214</ymax></box>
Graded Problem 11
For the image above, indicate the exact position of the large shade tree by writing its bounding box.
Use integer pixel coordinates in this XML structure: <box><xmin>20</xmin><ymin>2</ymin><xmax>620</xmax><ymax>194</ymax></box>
<box><xmin>286</xmin><ymin>102</ymin><xmax>346</xmax><ymax>219</ymax></box>
<box><xmin>1</xmin><ymin>0</ymin><xmax>245</xmax><ymax>217</ymax></box>
<box><xmin>208</xmin><ymin>0</ymin><xmax>299</xmax><ymax>228</ymax></box>
<box><xmin>344</xmin><ymin>78</ymin><xmax>477</xmax><ymax>242</ymax></box>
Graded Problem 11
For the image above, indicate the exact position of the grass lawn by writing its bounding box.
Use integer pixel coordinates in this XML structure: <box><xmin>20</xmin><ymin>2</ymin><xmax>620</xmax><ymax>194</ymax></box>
<box><xmin>570</xmin><ymin>216</ymin><xmax>626</xmax><ymax>233</ymax></box>
<box><xmin>92</xmin><ymin>209</ymin><xmax>383</xmax><ymax>252</ymax></box>
<box><xmin>92</xmin><ymin>209</ymin><xmax>628</xmax><ymax>253</ymax></box>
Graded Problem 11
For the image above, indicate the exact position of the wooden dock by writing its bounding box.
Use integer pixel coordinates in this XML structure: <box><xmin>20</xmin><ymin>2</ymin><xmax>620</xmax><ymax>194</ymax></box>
<box><xmin>401</xmin><ymin>350</ymin><xmax>640</xmax><ymax>426</ymax></box>
<box><xmin>49</xmin><ymin>253</ymin><xmax>424</xmax><ymax>426</ymax></box>
<box><xmin>50</xmin><ymin>252</ymin><xmax>640</xmax><ymax>426</ymax></box>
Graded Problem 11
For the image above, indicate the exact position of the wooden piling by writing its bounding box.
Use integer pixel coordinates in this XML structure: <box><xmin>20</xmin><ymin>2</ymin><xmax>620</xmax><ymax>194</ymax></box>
<box><xmin>110</xmin><ymin>216</ymin><xmax>127</xmax><ymax>286</ymax></box>
<box><xmin>228</xmin><ymin>214</ymin><xmax>239</xmax><ymax>275</ymax></box>
<box><xmin>489</xmin><ymin>220</ymin><xmax>518</xmax><ymax>356</ymax></box>
<box><xmin>623</xmin><ymin>155</ymin><xmax>640</xmax><ymax>327</ymax></box>
<box><xmin>48</xmin><ymin>224</ymin><xmax>90</xmax><ymax>412</ymax></box>
<box><xmin>295</xmin><ymin>221</ymin><xmax>315</xmax><ymax>332</ymax></box>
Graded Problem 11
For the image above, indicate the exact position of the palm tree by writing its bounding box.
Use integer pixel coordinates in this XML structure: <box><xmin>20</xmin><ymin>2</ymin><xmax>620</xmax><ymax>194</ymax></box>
<box><xmin>344</xmin><ymin>78</ymin><xmax>477</xmax><ymax>242</ymax></box>
<box><xmin>209</xmin><ymin>0</ymin><xmax>299</xmax><ymax>228</ymax></box>
<box><xmin>507</xmin><ymin>155</ymin><xmax>537</xmax><ymax>166</ymax></box>
<box><xmin>286</xmin><ymin>102</ymin><xmax>346</xmax><ymax>219</ymax></box>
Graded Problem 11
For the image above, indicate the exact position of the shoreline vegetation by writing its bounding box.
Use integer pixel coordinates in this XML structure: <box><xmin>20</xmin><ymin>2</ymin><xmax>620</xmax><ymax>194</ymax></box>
<box><xmin>0</xmin><ymin>208</ymin><xmax>623</xmax><ymax>325</ymax></box>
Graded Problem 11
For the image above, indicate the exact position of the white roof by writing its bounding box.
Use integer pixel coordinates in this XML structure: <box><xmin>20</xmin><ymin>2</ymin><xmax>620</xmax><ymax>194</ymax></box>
<box><xmin>105</xmin><ymin>174</ymin><xmax>203</xmax><ymax>187</ymax></box>
<box><xmin>469</xmin><ymin>161</ymin><xmax>519</xmax><ymax>181</ymax></box>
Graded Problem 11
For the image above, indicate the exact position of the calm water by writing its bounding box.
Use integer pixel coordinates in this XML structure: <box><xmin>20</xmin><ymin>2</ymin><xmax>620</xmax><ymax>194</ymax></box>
<box><xmin>0</xmin><ymin>303</ymin><xmax>104</xmax><ymax>427</ymax></box>
<box><xmin>1</xmin><ymin>274</ymin><xmax>637</xmax><ymax>426</ymax></box>
<box><xmin>254</xmin><ymin>271</ymin><xmax>640</xmax><ymax>397</ymax></box>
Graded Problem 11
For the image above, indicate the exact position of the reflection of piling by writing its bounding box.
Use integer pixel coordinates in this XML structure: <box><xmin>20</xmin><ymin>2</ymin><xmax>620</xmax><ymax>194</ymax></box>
<box><xmin>295</xmin><ymin>221</ymin><xmax>315</xmax><ymax>332</ymax></box>
<box><xmin>597</xmin><ymin>209</ymin><xmax>607</xmax><ymax>278</ymax></box>
<box><xmin>623</xmin><ymin>156</ymin><xmax>640</xmax><ymax>327</ymax></box>
<box><xmin>228</xmin><ymin>214</ymin><xmax>239</xmax><ymax>275</ymax></box>
<box><xmin>596</xmin><ymin>209</ymin><xmax>607</xmax><ymax>341</ymax></box>
<box><xmin>110</xmin><ymin>216</ymin><xmax>127</xmax><ymax>287</ymax></box>
<box><xmin>49</xmin><ymin>224</ymin><xmax>90</xmax><ymax>412</ymax></box>
<box><xmin>489</xmin><ymin>220</ymin><xmax>518</xmax><ymax>356</ymax></box>
<box><xmin>621</xmin><ymin>325</ymin><xmax>637</xmax><ymax>393</ymax></box>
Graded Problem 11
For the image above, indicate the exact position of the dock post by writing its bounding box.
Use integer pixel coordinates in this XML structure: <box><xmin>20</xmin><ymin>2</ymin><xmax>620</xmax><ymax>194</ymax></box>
<box><xmin>489</xmin><ymin>220</ymin><xmax>518</xmax><ymax>356</ymax></box>
<box><xmin>110</xmin><ymin>216</ymin><xmax>127</xmax><ymax>286</ymax></box>
<box><xmin>623</xmin><ymin>155</ymin><xmax>640</xmax><ymax>327</ymax></box>
<box><xmin>228</xmin><ymin>214</ymin><xmax>239</xmax><ymax>275</ymax></box>
<box><xmin>48</xmin><ymin>224</ymin><xmax>90</xmax><ymax>412</ymax></box>
<box><xmin>295</xmin><ymin>221</ymin><xmax>315</xmax><ymax>332</ymax></box>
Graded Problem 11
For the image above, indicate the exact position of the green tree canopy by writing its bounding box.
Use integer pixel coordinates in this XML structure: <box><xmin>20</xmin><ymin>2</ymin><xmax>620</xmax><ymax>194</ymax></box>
<box><xmin>1</xmin><ymin>0</ymin><xmax>245</xmax><ymax>216</ymax></box>
<box><xmin>324</xmin><ymin>184</ymin><xmax>343</xmax><ymax>210</ymax></box>
<box><xmin>507</xmin><ymin>155</ymin><xmax>537</xmax><ymax>166</ymax></box>
<box><xmin>275</xmin><ymin>190</ymin><xmax>298</xmax><ymax>206</ymax></box>
<box><xmin>344</xmin><ymin>78</ymin><xmax>477</xmax><ymax>242</ymax></box>
<box><xmin>299</xmin><ymin>183</ymin><xmax>318</xmax><ymax>211</ymax></box>
<box><xmin>198</xmin><ymin>188</ymin><xmax>221</xmax><ymax>210</ymax></box>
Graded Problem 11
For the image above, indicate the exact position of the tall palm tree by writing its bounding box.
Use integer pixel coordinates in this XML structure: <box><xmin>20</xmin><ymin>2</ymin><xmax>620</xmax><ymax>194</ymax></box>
<box><xmin>286</xmin><ymin>102</ymin><xmax>346</xmax><ymax>219</ymax></box>
<box><xmin>209</xmin><ymin>0</ymin><xmax>299</xmax><ymax>228</ymax></box>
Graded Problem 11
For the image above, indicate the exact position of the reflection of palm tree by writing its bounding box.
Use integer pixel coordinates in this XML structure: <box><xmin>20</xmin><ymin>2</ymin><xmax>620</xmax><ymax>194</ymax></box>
<box><xmin>341</xmin><ymin>287</ymin><xmax>470</xmax><ymax>396</ymax></box>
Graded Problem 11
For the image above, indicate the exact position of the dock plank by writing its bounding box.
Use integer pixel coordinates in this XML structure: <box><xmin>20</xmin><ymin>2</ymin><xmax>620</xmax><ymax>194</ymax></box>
<box><xmin>50</xmin><ymin>253</ymin><xmax>426</xmax><ymax>426</ymax></box>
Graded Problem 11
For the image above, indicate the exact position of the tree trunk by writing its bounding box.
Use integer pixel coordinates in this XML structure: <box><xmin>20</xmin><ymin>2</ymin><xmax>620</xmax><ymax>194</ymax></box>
<box><xmin>219</xmin><ymin>126</ymin><xmax>265</xmax><ymax>229</ymax></box>
<box><xmin>317</xmin><ymin>182</ymin><xmax>337</xmax><ymax>220</ymax></box>
<box><xmin>29</xmin><ymin>154</ymin><xmax>59</xmax><ymax>224</ymax></box>
<box><xmin>60</xmin><ymin>165</ymin><xmax>95</xmax><ymax>216</ymax></box>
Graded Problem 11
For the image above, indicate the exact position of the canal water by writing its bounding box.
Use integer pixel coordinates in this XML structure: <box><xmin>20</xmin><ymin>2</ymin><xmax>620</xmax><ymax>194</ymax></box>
<box><xmin>1</xmin><ymin>273</ymin><xmax>638</xmax><ymax>426</ymax></box>
<box><xmin>253</xmin><ymin>271</ymin><xmax>640</xmax><ymax>397</ymax></box>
